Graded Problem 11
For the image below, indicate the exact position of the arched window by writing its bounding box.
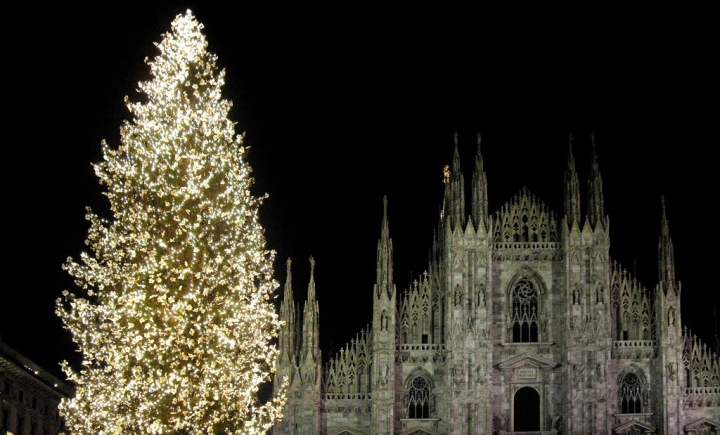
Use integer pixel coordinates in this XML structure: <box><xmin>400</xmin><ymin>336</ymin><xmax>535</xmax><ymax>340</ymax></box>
<box><xmin>511</xmin><ymin>278</ymin><xmax>539</xmax><ymax>342</ymax></box>
<box><xmin>620</xmin><ymin>373</ymin><xmax>643</xmax><ymax>413</ymax></box>
<box><xmin>407</xmin><ymin>376</ymin><xmax>430</xmax><ymax>418</ymax></box>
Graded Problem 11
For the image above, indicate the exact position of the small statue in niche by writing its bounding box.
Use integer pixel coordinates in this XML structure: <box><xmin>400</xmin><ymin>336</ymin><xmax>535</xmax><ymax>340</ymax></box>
<box><xmin>477</xmin><ymin>284</ymin><xmax>486</xmax><ymax>306</ymax></box>
<box><xmin>573</xmin><ymin>287</ymin><xmax>579</xmax><ymax>305</ymax></box>
<box><xmin>499</xmin><ymin>414</ymin><xmax>507</xmax><ymax>430</ymax></box>
<box><xmin>379</xmin><ymin>364</ymin><xmax>388</xmax><ymax>385</ymax></box>
<box><xmin>454</xmin><ymin>284</ymin><xmax>462</xmax><ymax>306</ymax></box>
<box><xmin>551</xmin><ymin>413</ymin><xmax>562</xmax><ymax>429</ymax></box>
<box><xmin>574</xmin><ymin>363</ymin><xmax>585</xmax><ymax>382</ymax></box>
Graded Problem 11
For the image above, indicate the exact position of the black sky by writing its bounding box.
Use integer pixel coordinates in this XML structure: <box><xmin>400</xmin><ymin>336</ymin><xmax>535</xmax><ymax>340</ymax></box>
<box><xmin>3</xmin><ymin>3</ymin><xmax>717</xmax><ymax>379</ymax></box>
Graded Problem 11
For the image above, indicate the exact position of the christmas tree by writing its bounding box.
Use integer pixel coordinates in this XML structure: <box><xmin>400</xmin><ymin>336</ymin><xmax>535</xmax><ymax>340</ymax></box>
<box><xmin>56</xmin><ymin>10</ymin><xmax>287</xmax><ymax>434</ymax></box>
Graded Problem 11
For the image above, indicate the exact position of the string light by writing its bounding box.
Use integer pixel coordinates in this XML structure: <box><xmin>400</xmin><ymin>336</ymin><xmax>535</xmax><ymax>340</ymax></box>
<box><xmin>56</xmin><ymin>10</ymin><xmax>288</xmax><ymax>434</ymax></box>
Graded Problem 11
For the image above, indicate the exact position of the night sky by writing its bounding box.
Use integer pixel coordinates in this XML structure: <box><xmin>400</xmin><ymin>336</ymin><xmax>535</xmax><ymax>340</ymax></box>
<box><xmin>4</xmin><ymin>3</ymin><xmax>717</xmax><ymax>380</ymax></box>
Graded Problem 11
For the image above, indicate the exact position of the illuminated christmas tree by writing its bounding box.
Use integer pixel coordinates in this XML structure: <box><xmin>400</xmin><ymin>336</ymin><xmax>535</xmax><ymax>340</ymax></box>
<box><xmin>56</xmin><ymin>10</ymin><xmax>287</xmax><ymax>434</ymax></box>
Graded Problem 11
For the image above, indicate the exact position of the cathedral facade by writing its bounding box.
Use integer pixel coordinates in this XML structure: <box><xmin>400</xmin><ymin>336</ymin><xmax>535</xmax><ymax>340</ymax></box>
<box><xmin>272</xmin><ymin>134</ymin><xmax>720</xmax><ymax>435</ymax></box>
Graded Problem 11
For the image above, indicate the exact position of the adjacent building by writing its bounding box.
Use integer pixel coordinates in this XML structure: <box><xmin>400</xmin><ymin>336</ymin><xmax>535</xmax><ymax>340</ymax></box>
<box><xmin>0</xmin><ymin>335</ymin><xmax>72</xmax><ymax>435</ymax></box>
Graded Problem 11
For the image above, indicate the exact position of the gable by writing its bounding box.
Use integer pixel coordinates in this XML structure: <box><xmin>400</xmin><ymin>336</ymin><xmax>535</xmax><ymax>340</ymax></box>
<box><xmin>328</xmin><ymin>427</ymin><xmax>366</xmax><ymax>435</ymax></box>
<box><xmin>399</xmin><ymin>428</ymin><xmax>438</xmax><ymax>435</ymax></box>
<box><xmin>614</xmin><ymin>419</ymin><xmax>655</xmax><ymax>434</ymax></box>
<box><xmin>496</xmin><ymin>353</ymin><xmax>557</xmax><ymax>371</ymax></box>
<box><xmin>684</xmin><ymin>417</ymin><xmax>720</xmax><ymax>431</ymax></box>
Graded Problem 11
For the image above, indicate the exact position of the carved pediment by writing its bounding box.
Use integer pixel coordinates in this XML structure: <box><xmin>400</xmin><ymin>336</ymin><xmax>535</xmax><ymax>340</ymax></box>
<box><xmin>328</xmin><ymin>427</ymin><xmax>366</xmax><ymax>435</ymax></box>
<box><xmin>399</xmin><ymin>427</ymin><xmax>438</xmax><ymax>435</ymax></box>
<box><xmin>684</xmin><ymin>417</ymin><xmax>720</xmax><ymax>432</ymax></box>
<box><xmin>495</xmin><ymin>353</ymin><xmax>558</xmax><ymax>371</ymax></box>
<box><xmin>614</xmin><ymin>419</ymin><xmax>655</xmax><ymax>434</ymax></box>
<box><xmin>400</xmin><ymin>418</ymin><xmax>440</xmax><ymax>435</ymax></box>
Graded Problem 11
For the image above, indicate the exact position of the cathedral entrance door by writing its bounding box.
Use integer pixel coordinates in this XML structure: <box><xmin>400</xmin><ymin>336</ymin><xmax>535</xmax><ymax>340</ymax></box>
<box><xmin>513</xmin><ymin>386</ymin><xmax>540</xmax><ymax>431</ymax></box>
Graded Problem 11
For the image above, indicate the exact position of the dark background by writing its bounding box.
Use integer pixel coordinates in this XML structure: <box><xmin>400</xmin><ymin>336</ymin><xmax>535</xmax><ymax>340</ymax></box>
<box><xmin>3</xmin><ymin>3</ymin><xmax>717</xmax><ymax>380</ymax></box>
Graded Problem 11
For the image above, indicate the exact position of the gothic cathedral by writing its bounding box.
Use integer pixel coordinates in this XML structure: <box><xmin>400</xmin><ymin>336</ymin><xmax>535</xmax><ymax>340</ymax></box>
<box><xmin>272</xmin><ymin>133</ymin><xmax>720</xmax><ymax>435</ymax></box>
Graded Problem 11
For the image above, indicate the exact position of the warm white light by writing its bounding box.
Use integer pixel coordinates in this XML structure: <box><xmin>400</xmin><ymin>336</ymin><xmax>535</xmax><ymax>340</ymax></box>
<box><xmin>56</xmin><ymin>9</ymin><xmax>287</xmax><ymax>434</ymax></box>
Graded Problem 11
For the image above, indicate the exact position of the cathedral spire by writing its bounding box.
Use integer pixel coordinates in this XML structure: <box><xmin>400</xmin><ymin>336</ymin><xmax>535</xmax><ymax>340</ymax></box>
<box><xmin>302</xmin><ymin>256</ymin><xmax>320</xmax><ymax>359</ymax></box>
<box><xmin>564</xmin><ymin>132</ymin><xmax>581</xmax><ymax>230</ymax></box>
<box><xmin>443</xmin><ymin>131</ymin><xmax>466</xmax><ymax>231</ymax></box>
<box><xmin>276</xmin><ymin>258</ymin><xmax>298</xmax><ymax>393</ymax></box>
<box><xmin>371</xmin><ymin>196</ymin><xmax>397</xmax><ymax>433</ymax></box>
<box><xmin>307</xmin><ymin>256</ymin><xmax>317</xmax><ymax>305</ymax></box>
<box><xmin>587</xmin><ymin>132</ymin><xmax>606</xmax><ymax>229</ymax></box>
<box><xmin>279</xmin><ymin>258</ymin><xmax>297</xmax><ymax>358</ymax></box>
<box><xmin>658</xmin><ymin>196</ymin><xmax>676</xmax><ymax>293</ymax></box>
<box><xmin>471</xmin><ymin>132</ymin><xmax>488</xmax><ymax>231</ymax></box>
<box><xmin>282</xmin><ymin>257</ymin><xmax>294</xmax><ymax>312</ymax></box>
<box><xmin>375</xmin><ymin>196</ymin><xmax>395</xmax><ymax>299</ymax></box>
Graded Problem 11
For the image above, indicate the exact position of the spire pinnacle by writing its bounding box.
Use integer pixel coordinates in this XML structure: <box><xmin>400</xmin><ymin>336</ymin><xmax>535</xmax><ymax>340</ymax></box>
<box><xmin>564</xmin><ymin>132</ymin><xmax>581</xmax><ymax>229</ymax></box>
<box><xmin>308</xmin><ymin>256</ymin><xmax>316</xmax><ymax>301</ymax></box>
<box><xmin>587</xmin><ymin>133</ymin><xmax>606</xmax><ymax>229</ymax></box>
<box><xmin>659</xmin><ymin>195</ymin><xmax>676</xmax><ymax>290</ymax></box>
<box><xmin>278</xmin><ymin>258</ymin><xmax>297</xmax><ymax>367</ymax></box>
<box><xmin>471</xmin><ymin>131</ymin><xmax>488</xmax><ymax>230</ymax></box>
<box><xmin>375</xmin><ymin>196</ymin><xmax>394</xmax><ymax>299</ymax></box>
<box><xmin>444</xmin><ymin>133</ymin><xmax>465</xmax><ymax>230</ymax></box>
<box><xmin>282</xmin><ymin>257</ymin><xmax>295</xmax><ymax>311</ymax></box>
<box><xmin>383</xmin><ymin>195</ymin><xmax>388</xmax><ymax>222</ymax></box>
<box><xmin>302</xmin><ymin>256</ymin><xmax>320</xmax><ymax>363</ymax></box>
